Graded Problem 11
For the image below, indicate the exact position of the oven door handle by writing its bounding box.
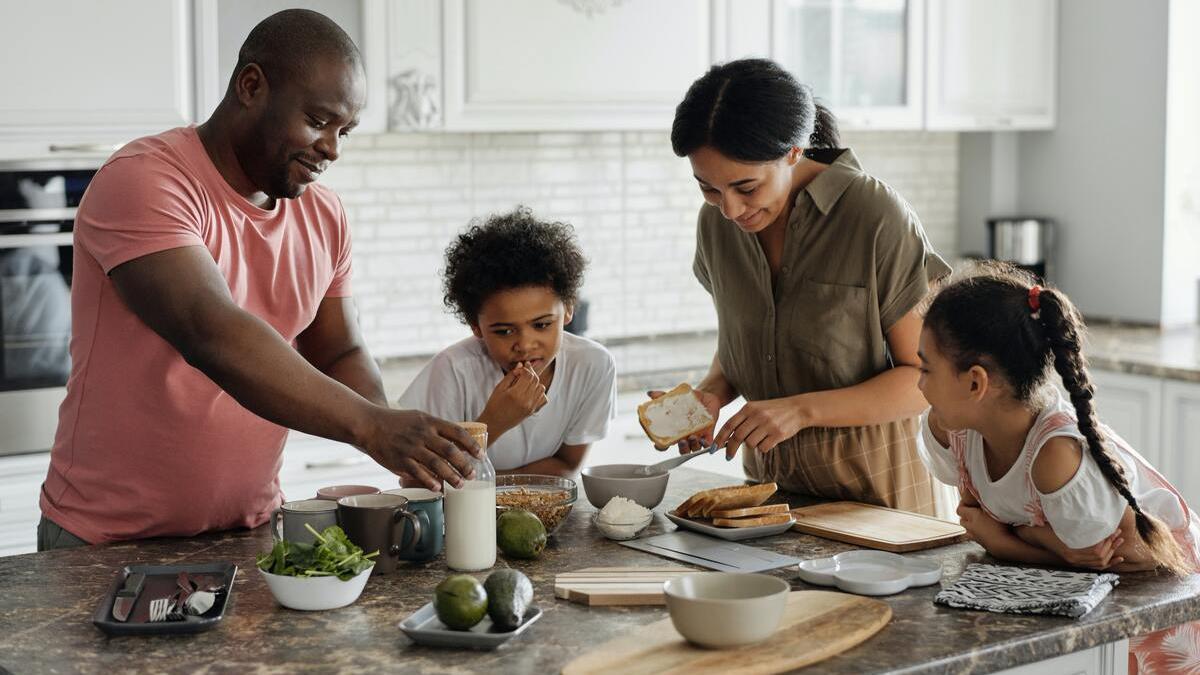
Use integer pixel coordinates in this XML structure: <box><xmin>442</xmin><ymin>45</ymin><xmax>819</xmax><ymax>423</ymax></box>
<box><xmin>48</xmin><ymin>143</ymin><xmax>121</xmax><ymax>154</ymax></box>
<box><xmin>0</xmin><ymin>232</ymin><xmax>73</xmax><ymax>249</ymax></box>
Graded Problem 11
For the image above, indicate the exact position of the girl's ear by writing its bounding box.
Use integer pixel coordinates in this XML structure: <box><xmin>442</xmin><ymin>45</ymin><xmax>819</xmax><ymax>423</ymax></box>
<box><xmin>563</xmin><ymin>303</ymin><xmax>575</xmax><ymax>327</ymax></box>
<box><xmin>787</xmin><ymin>146</ymin><xmax>803</xmax><ymax>166</ymax></box>
<box><xmin>470</xmin><ymin>322</ymin><xmax>482</xmax><ymax>339</ymax></box>
<box><xmin>966</xmin><ymin>364</ymin><xmax>991</xmax><ymax>402</ymax></box>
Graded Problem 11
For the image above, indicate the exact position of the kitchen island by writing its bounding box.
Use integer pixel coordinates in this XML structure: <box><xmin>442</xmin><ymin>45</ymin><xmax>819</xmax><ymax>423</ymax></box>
<box><xmin>2</xmin><ymin>468</ymin><xmax>1199</xmax><ymax>674</ymax></box>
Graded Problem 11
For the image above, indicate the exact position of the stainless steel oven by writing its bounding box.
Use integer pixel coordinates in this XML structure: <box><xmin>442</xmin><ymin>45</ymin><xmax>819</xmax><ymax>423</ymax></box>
<box><xmin>0</xmin><ymin>159</ymin><xmax>100</xmax><ymax>456</ymax></box>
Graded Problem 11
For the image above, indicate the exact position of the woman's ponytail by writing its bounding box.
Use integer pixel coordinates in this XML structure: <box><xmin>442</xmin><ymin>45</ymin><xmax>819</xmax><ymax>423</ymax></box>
<box><xmin>1039</xmin><ymin>289</ymin><xmax>1191</xmax><ymax>576</ymax></box>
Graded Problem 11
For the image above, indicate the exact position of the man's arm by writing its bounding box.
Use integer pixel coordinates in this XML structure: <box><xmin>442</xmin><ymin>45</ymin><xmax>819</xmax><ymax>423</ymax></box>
<box><xmin>296</xmin><ymin>296</ymin><xmax>387</xmax><ymax>407</ymax></box>
<box><xmin>109</xmin><ymin>246</ymin><xmax>478</xmax><ymax>489</ymax></box>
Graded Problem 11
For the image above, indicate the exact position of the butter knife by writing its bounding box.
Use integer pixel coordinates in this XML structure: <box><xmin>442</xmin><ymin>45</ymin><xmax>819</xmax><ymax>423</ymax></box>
<box><xmin>636</xmin><ymin>443</ymin><xmax>721</xmax><ymax>476</ymax></box>
<box><xmin>112</xmin><ymin>572</ymin><xmax>145</xmax><ymax>622</ymax></box>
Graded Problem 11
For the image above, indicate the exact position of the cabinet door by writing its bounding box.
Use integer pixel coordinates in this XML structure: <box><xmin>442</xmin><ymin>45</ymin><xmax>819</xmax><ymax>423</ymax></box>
<box><xmin>1090</xmin><ymin>370</ymin><xmax>1162</xmax><ymax>468</ymax></box>
<box><xmin>0</xmin><ymin>452</ymin><xmax>52</xmax><ymax>558</ymax></box>
<box><xmin>280</xmin><ymin>433</ymin><xmax>401</xmax><ymax>502</ymax></box>
<box><xmin>772</xmin><ymin>0</ymin><xmax>925</xmax><ymax>130</ymax></box>
<box><xmin>193</xmin><ymin>0</ymin><xmax>388</xmax><ymax>133</ymax></box>
<box><xmin>442</xmin><ymin>0</ymin><xmax>716</xmax><ymax>131</ymax></box>
<box><xmin>925</xmin><ymin>0</ymin><xmax>1057</xmax><ymax>130</ymax></box>
<box><xmin>1163</xmin><ymin>381</ymin><xmax>1200</xmax><ymax>508</ymax></box>
<box><xmin>0</xmin><ymin>0</ymin><xmax>192</xmax><ymax>154</ymax></box>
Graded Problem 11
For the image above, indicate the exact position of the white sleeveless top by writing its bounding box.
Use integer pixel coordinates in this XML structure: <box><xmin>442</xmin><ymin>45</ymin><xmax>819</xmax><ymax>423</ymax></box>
<box><xmin>919</xmin><ymin>391</ymin><xmax>1200</xmax><ymax>562</ymax></box>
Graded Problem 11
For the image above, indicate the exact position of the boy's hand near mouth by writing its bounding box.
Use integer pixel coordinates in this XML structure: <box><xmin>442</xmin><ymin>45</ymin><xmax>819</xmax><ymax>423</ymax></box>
<box><xmin>478</xmin><ymin>361</ymin><xmax>549</xmax><ymax>442</ymax></box>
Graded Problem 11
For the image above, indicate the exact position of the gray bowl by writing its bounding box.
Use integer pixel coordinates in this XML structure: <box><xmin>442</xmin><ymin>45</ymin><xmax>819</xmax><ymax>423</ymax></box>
<box><xmin>580</xmin><ymin>464</ymin><xmax>670</xmax><ymax>510</ymax></box>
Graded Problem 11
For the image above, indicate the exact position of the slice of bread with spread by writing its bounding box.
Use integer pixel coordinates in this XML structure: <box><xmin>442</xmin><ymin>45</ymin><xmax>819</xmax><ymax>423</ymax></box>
<box><xmin>637</xmin><ymin>383</ymin><xmax>715</xmax><ymax>449</ymax></box>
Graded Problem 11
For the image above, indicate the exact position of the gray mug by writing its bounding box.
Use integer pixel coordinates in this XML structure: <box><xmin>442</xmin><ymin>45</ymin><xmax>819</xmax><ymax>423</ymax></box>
<box><xmin>383</xmin><ymin>488</ymin><xmax>444</xmax><ymax>562</ymax></box>
<box><xmin>271</xmin><ymin>499</ymin><xmax>339</xmax><ymax>544</ymax></box>
<box><xmin>337</xmin><ymin>494</ymin><xmax>423</xmax><ymax>574</ymax></box>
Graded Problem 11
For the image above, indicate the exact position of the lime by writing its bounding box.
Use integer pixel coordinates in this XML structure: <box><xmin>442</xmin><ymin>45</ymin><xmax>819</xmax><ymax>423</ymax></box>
<box><xmin>433</xmin><ymin>574</ymin><xmax>488</xmax><ymax>630</ymax></box>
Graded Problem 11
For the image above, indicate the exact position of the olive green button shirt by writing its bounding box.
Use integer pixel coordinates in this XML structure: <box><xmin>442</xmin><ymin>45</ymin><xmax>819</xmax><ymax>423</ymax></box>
<box><xmin>693</xmin><ymin>148</ymin><xmax>951</xmax><ymax>513</ymax></box>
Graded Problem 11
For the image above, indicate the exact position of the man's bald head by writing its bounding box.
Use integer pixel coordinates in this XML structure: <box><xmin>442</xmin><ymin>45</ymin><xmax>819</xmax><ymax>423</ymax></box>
<box><xmin>227</xmin><ymin>9</ymin><xmax>362</xmax><ymax>95</ymax></box>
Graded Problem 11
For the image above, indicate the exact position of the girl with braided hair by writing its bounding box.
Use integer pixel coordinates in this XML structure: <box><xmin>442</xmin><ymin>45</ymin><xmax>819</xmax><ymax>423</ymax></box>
<box><xmin>917</xmin><ymin>262</ymin><xmax>1200</xmax><ymax>673</ymax></box>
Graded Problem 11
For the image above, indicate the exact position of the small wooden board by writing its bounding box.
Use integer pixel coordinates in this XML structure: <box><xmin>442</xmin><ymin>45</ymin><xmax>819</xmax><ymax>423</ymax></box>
<box><xmin>563</xmin><ymin>591</ymin><xmax>891</xmax><ymax>675</ymax></box>
<box><xmin>554</xmin><ymin>567</ymin><xmax>696</xmax><ymax>606</ymax></box>
<box><xmin>790</xmin><ymin>501</ymin><xmax>967</xmax><ymax>552</ymax></box>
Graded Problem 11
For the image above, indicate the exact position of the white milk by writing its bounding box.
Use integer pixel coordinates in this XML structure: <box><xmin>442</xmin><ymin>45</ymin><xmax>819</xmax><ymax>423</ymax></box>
<box><xmin>444</xmin><ymin>479</ymin><xmax>497</xmax><ymax>571</ymax></box>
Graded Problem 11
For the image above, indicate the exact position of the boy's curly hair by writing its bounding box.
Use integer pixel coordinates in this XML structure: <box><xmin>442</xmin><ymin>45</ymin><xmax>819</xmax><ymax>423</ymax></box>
<box><xmin>442</xmin><ymin>207</ymin><xmax>587</xmax><ymax>325</ymax></box>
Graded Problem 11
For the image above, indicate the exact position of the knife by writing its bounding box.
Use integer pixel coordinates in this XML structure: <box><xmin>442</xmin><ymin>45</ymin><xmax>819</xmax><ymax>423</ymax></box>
<box><xmin>636</xmin><ymin>443</ymin><xmax>721</xmax><ymax>476</ymax></box>
<box><xmin>112</xmin><ymin>572</ymin><xmax>145</xmax><ymax>622</ymax></box>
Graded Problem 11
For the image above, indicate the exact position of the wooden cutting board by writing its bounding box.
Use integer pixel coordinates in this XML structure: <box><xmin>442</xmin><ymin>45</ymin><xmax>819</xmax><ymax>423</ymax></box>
<box><xmin>562</xmin><ymin>591</ymin><xmax>891</xmax><ymax>675</ymax></box>
<box><xmin>554</xmin><ymin>567</ymin><xmax>696</xmax><ymax>606</ymax></box>
<box><xmin>790</xmin><ymin>501</ymin><xmax>967</xmax><ymax>552</ymax></box>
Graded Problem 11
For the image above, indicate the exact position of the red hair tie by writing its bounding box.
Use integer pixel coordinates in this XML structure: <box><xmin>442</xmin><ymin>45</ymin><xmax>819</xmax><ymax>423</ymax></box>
<box><xmin>1028</xmin><ymin>285</ymin><xmax>1042</xmax><ymax>314</ymax></box>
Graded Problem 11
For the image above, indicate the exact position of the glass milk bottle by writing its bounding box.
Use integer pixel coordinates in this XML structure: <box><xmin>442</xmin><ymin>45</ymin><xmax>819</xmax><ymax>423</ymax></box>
<box><xmin>444</xmin><ymin>421</ymin><xmax>496</xmax><ymax>571</ymax></box>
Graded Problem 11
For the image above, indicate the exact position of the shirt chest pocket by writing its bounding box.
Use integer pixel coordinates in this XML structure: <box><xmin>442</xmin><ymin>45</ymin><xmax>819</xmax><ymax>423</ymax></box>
<box><xmin>786</xmin><ymin>278</ymin><xmax>870</xmax><ymax>379</ymax></box>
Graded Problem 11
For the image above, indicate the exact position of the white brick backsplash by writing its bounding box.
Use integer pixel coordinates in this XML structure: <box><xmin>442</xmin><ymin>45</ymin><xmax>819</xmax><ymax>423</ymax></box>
<box><xmin>322</xmin><ymin>130</ymin><xmax>957</xmax><ymax>359</ymax></box>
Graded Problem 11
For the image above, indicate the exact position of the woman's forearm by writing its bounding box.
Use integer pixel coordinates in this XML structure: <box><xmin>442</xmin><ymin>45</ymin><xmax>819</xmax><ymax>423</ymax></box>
<box><xmin>695</xmin><ymin>353</ymin><xmax>738</xmax><ymax>407</ymax></box>
<box><xmin>797</xmin><ymin>365</ymin><xmax>928</xmax><ymax>428</ymax></box>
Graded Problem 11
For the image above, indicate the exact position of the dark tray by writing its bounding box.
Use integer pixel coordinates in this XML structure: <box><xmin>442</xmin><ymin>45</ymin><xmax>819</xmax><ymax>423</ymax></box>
<box><xmin>399</xmin><ymin>603</ymin><xmax>542</xmax><ymax>650</ymax></box>
<box><xmin>92</xmin><ymin>562</ymin><xmax>238</xmax><ymax>636</ymax></box>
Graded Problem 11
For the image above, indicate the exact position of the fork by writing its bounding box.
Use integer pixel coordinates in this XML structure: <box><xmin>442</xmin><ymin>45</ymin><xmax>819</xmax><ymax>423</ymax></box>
<box><xmin>147</xmin><ymin>596</ymin><xmax>175</xmax><ymax>622</ymax></box>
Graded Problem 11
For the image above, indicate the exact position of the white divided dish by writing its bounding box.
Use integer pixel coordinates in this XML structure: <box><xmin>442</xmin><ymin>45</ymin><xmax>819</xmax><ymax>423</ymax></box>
<box><xmin>796</xmin><ymin>550</ymin><xmax>941</xmax><ymax>596</ymax></box>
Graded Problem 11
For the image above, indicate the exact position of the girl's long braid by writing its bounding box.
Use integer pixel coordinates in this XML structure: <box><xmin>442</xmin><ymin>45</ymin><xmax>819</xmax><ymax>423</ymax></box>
<box><xmin>1038</xmin><ymin>289</ymin><xmax>1190</xmax><ymax>575</ymax></box>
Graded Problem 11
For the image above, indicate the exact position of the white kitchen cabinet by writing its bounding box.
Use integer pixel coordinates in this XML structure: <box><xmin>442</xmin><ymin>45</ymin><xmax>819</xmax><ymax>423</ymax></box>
<box><xmin>0</xmin><ymin>0</ymin><xmax>193</xmax><ymax>160</ymax></box>
<box><xmin>1091</xmin><ymin>370</ymin><xmax>1163</xmax><ymax>468</ymax></box>
<box><xmin>278</xmin><ymin>432</ymin><xmax>401</xmax><ymax>501</ymax></box>
<box><xmin>925</xmin><ymin>0</ymin><xmax>1057</xmax><ymax>130</ymax></box>
<box><xmin>438</xmin><ymin>0</ymin><xmax>718</xmax><ymax>131</ymax></box>
<box><xmin>0</xmin><ymin>452</ymin><xmax>52</xmax><ymax>557</ymax></box>
<box><xmin>772</xmin><ymin>0</ymin><xmax>926</xmax><ymax>130</ymax></box>
<box><xmin>193</xmin><ymin>0</ymin><xmax>388</xmax><ymax>133</ymax></box>
<box><xmin>993</xmin><ymin>639</ymin><xmax>1127</xmax><ymax>675</ymax></box>
<box><xmin>1162</xmin><ymin>380</ymin><xmax>1200</xmax><ymax>509</ymax></box>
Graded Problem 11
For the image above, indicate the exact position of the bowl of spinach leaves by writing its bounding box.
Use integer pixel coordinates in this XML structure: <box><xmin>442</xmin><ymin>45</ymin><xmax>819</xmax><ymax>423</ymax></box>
<box><xmin>256</xmin><ymin>524</ymin><xmax>378</xmax><ymax>610</ymax></box>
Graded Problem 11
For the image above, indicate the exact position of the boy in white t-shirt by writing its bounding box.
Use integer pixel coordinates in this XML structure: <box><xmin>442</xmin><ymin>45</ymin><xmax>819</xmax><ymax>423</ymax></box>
<box><xmin>398</xmin><ymin>207</ymin><xmax>616</xmax><ymax>476</ymax></box>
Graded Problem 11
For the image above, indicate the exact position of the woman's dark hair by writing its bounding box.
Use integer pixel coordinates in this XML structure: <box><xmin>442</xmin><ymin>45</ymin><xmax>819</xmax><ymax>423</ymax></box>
<box><xmin>442</xmin><ymin>206</ymin><xmax>587</xmax><ymax>326</ymax></box>
<box><xmin>925</xmin><ymin>262</ymin><xmax>1189</xmax><ymax>575</ymax></box>
<box><xmin>671</xmin><ymin>58</ymin><xmax>841</xmax><ymax>161</ymax></box>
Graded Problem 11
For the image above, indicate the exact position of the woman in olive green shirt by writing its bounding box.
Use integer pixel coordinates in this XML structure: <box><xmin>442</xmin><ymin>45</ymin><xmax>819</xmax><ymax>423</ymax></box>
<box><xmin>659</xmin><ymin>58</ymin><xmax>950</xmax><ymax>514</ymax></box>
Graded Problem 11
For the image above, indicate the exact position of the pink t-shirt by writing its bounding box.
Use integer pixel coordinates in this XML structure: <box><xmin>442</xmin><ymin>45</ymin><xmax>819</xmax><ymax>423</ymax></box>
<box><xmin>40</xmin><ymin>126</ymin><xmax>353</xmax><ymax>544</ymax></box>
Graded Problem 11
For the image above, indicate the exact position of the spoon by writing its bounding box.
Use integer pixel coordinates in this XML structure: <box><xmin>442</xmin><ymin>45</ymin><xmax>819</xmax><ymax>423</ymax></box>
<box><xmin>636</xmin><ymin>443</ymin><xmax>721</xmax><ymax>476</ymax></box>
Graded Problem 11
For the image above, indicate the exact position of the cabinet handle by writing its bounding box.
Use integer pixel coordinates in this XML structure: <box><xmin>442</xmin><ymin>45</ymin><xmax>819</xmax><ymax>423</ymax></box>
<box><xmin>48</xmin><ymin>143</ymin><xmax>121</xmax><ymax>153</ymax></box>
<box><xmin>305</xmin><ymin>457</ymin><xmax>370</xmax><ymax>470</ymax></box>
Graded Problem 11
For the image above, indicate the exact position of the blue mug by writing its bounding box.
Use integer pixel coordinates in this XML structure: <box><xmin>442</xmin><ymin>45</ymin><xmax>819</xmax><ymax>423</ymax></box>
<box><xmin>383</xmin><ymin>488</ymin><xmax>444</xmax><ymax>562</ymax></box>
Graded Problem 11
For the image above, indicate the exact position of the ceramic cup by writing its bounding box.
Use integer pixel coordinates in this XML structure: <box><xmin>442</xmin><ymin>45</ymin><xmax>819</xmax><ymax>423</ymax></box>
<box><xmin>315</xmin><ymin>484</ymin><xmax>380</xmax><ymax>501</ymax></box>
<box><xmin>271</xmin><ymin>499</ymin><xmax>339</xmax><ymax>544</ymax></box>
<box><xmin>381</xmin><ymin>487</ymin><xmax>445</xmax><ymax>562</ymax></box>
<box><xmin>336</xmin><ymin>494</ymin><xmax>423</xmax><ymax>574</ymax></box>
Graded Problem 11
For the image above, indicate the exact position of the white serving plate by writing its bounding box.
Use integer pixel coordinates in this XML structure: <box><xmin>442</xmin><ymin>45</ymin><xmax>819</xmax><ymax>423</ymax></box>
<box><xmin>796</xmin><ymin>550</ymin><xmax>941</xmax><ymax>596</ymax></box>
<box><xmin>665</xmin><ymin>512</ymin><xmax>796</xmax><ymax>541</ymax></box>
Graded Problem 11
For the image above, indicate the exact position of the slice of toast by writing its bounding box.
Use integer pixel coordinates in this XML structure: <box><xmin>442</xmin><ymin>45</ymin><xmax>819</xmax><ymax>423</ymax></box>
<box><xmin>712</xmin><ymin>512</ymin><xmax>794</xmax><ymax>528</ymax></box>
<box><xmin>637</xmin><ymin>384</ymin><xmax>714</xmax><ymax>449</ymax></box>
<box><xmin>672</xmin><ymin>482</ymin><xmax>778</xmax><ymax>518</ymax></box>
<box><xmin>708</xmin><ymin>503</ymin><xmax>790</xmax><ymax>519</ymax></box>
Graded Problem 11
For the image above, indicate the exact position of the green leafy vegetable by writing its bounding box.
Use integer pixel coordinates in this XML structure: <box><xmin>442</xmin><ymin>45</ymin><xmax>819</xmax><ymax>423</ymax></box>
<box><xmin>256</xmin><ymin>524</ymin><xmax>378</xmax><ymax>581</ymax></box>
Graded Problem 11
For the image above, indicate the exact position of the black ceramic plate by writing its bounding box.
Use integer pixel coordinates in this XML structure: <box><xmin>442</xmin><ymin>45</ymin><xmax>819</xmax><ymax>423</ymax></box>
<box><xmin>91</xmin><ymin>562</ymin><xmax>238</xmax><ymax>636</ymax></box>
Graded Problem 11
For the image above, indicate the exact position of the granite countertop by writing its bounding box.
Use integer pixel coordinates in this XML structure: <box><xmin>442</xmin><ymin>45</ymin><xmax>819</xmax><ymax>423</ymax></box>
<box><xmin>1086</xmin><ymin>323</ymin><xmax>1200</xmax><ymax>384</ymax></box>
<box><xmin>4</xmin><ymin>468</ymin><xmax>1198</xmax><ymax>674</ymax></box>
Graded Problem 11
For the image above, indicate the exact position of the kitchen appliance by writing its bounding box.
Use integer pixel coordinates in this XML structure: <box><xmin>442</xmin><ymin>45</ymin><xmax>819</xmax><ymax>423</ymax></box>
<box><xmin>987</xmin><ymin>216</ymin><xmax>1055</xmax><ymax>283</ymax></box>
<box><xmin>0</xmin><ymin>158</ymin><xmax>100</xmax><ymax>456</ymax></box>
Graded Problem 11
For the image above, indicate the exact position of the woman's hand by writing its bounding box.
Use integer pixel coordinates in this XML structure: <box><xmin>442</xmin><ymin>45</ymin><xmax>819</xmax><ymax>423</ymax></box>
<box><xmin>712</xmin><ymin>395</ymin><xmax>811</xmax><ymax>460</ymax></box>
<box><xmin>646</xmin><ymin>387</ymin><xmax>723</xmax><ymax>454</ymax></box>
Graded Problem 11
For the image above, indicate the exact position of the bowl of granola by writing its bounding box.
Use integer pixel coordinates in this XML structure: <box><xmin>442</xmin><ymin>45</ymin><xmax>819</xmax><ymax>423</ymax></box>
<box><xmin>495</xmin><ymin>475</ymin><xmax>577</xmax><ymax>536</ymax></box>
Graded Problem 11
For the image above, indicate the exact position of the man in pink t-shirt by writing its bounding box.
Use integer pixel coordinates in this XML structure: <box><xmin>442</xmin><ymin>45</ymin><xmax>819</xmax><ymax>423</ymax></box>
<box><xmin>38</xmin><ymin>10</ymin><xmax>481</xmax><ymax>548</ymax></box>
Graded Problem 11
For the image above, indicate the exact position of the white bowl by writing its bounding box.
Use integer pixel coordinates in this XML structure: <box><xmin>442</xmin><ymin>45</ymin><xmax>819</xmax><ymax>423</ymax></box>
<box><xmin>593</xmin><ymin>513</ymin><xmax>653</xmax><ymax>541</ymax></box>
<box><xmin>663</xmin><ymin>572</ymin><xmax>790</xmax><ymax>648</ymax></box>
<box><xmin>259</xmin><ymin>565</ymin><xmax>373</xmax><ymax>611</ymax></box>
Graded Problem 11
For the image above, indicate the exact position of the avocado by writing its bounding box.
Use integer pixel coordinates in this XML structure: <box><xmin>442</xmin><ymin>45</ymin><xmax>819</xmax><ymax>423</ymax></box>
<box><xmin>433</xmin><ymin>574</ymin><xmax>488</xmax><ymax>630</ymax></box>
<box><xmin>484</xmin><ymin>569</ymin><xmax>534</xmax><ymax>630</ymax></box>
<box><xmin>496</xmin><ymin>509</ymin><xmax>547</xmax><ymax>560</ymax></box>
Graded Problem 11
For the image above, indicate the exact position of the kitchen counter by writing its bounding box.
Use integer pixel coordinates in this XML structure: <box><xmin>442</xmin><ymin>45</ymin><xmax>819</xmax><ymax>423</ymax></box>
<box><xmin>1086</xmin><ymin>322</ymin><xmax>1200</xmax><ymax>384</ymax></box>
<box><xmin>3</xmin><ymin>468</ymin><xmax>1199</xmax><ymax>674</ymax></box>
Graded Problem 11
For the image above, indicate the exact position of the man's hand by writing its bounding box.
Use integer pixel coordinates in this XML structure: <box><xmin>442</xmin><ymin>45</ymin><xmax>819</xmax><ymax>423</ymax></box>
<box><xmin>359</xmin><ymin>409</ymin><xmax>482</xmax><ymax>491</ymax></box>
<box><xmin>478</xmin><ymin>362</ymin><xmax>548</xmax><ymax>439</ymax></box>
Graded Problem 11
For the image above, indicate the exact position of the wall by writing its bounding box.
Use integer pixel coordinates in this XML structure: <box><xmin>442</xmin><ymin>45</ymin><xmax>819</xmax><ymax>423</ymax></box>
<box><xmin>1162</xmin><ymin>0</ymin><xmax>1200</xmax><ymax>325</ymax></box>
<box><xmin>321</xmin><ymin>130</ymin><xmax>959</xmax><ymax>359</ymax></box>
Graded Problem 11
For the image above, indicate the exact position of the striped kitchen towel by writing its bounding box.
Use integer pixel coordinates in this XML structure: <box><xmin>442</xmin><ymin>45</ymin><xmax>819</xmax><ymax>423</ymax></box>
<box><xmin>935</xmin><ymin>563</ymin><xmax>1119</xmax><ymax>619</ymax></box>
